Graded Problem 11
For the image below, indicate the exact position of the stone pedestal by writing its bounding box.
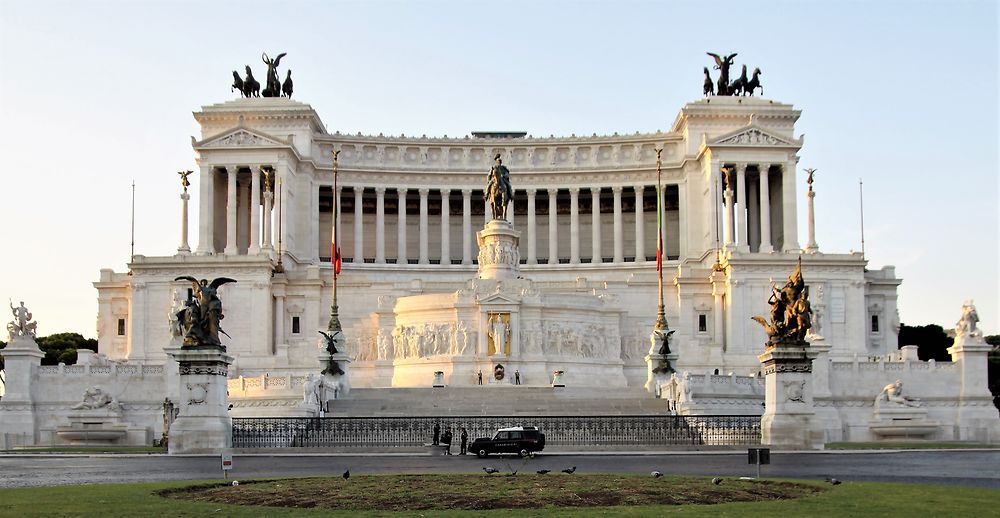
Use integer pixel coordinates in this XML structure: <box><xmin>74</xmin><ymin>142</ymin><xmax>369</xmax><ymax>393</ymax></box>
<box><xmin>644</xmin><ymin>330</ymin><xmax>677</xmax><ymax>394</ymax></box>
<box><xmin>758</xmin><ymin>345</ymin><xmax>824</xmax><ymax>449</ymax></box>
<box><xmin>947</xmin><ymin>334</ymin><xmax>1000</xmax><ymax>441</ymax></box>
<box><xmin>869</xmin><ymin>405</ymin><xmax>938</xmax><ymax>440</ymax></box>
<box><xmin>167</xmin><ymin>345</ymin><xmax>233</xmax><ymax>454</ymax></box>
<box><xmin>477</xmin><ymin>220</ymin><xmax>521</xmax><ymax>280</ymax></box>
<box><xmin>318</xmin><ymin>351</ymin><xmax>352</xmax><ymax>402</ymax></box>
<box><xmin>0</xmin><ymin>335</ymin><xmax>45</xmax><ymax>445</ymax></box>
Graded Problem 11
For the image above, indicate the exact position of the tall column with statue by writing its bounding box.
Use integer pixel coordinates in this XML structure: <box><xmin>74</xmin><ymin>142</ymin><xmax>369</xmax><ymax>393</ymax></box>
<box><xmin>167</xmin><ymin>277</ymin><xmax>236</xmax><ymax>453</ymax></box>
<box><xmin>645</xmin><ymin>148</ymin><xmax>677</xmax><ymax>394</ymax></box>
<box><xmin>0</xmin><ymin>301</ymin><xmax>44</xmax><ymax>447</ymax></box>
<box><xmin>753</xmin><ymin>259</ymin><xmax>823</xmax><ymax>449</ymax></box>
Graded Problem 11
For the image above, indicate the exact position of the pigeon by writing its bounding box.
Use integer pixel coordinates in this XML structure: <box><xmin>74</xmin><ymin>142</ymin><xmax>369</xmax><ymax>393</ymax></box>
<box><xmin>561</xmin><ymin>466</ymin><xmax>577</xmax><ymax>474</ymax></box>
<box><xmin>231</xmin><ymin>480</ymin><xmax>239</xmax><ymax>486</ymax></box>
<box><xmin>712</xmin><ymin>477</ymin><xmax>723</xmax><ymax>485</ymax></box>
<box><xmin>343</xmin><ymin>469</ymin><xmax>350</xmax><ymax>480</ymax></box>
<box><xmin>536</xmin><ymin>469</ymin><xmax>551</xmax><ymax>475</ymax></box>
<box><xmin>483</xmin><ymin>466</ymin><xmax>499</xmax><ymax>474</ymax></box>
<box><xmin>651</xmin><ymin>471</ymin><xmax>663</xmax><ymax>478</ymax></box>
<box><xmin>825</xmin><ymin>477</ymin><xmax>841</xmax><ymax>485</ymax></box>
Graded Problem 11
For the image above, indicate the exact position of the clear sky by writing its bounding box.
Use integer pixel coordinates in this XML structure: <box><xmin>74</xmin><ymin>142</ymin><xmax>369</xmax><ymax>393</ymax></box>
<box><xmin>0</xmin><ymin>0</ymin><xmax>996</xmax><ymax>338</ymax></box>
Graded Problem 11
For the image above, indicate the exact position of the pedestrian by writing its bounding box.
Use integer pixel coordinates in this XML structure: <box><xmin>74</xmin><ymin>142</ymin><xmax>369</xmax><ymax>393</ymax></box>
<box><xmin>433</xmin><ymin>422</ymin><xmax>440</xmax><ymax>445</ymax></box>
<box><xmin>514</xmin><ymin>370</ymin><xmax>521</xmax><ymax>385</ymax></box>
<box><xmin>442</xmin><ymin>428</ymin><xmax>453</xmax><ymax>455</ymax></box>
<box><xmin>477</xmin><ymin>369</ymin><xmax>483</xmax><ymax>385</ymax></box>
<box><xmin>460</xmin><ymin>427</ymin><xmax>468</xmax><ymax>455</ymax></box>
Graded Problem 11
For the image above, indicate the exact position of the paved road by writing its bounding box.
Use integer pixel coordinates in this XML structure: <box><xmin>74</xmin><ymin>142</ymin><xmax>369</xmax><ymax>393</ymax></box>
<box><xmin>0</xmin><ymin>450</ymin><xmax>998</xmax><ymax>489</ymax></box>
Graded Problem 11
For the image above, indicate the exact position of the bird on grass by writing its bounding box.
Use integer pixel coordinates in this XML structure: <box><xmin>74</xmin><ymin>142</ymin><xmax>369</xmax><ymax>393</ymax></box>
<box><xmin>561</xmin><ymin>466</ymin><xmax>577</xmax><ymax>474</ymax></box>
<box><xmin>712</xmin><ymin>477</ymin><xmax>723</xmax><ymax>485</ymax></box>
<box><xmin>343</xmin><ymin>469</ymin><xmax>350</xmax><ymax>480</ymax></box>
<box><xmin>231</xmin><ymin>480</ymin><xmax>239</xmax><ymax>486</ymax></box>
<box><xmin>651</xmin><ymin>471</ymin><xmax>663</xmax><ymax>478</ymax></box>
<box><xmin>825</xmin><ymin>477</ymin><xmax>842</xmax><ymax>485</ymax></box>
<box><xmin>483</xmin><ymin>466</ymin><xmax>499</xmax><ymax>474</ymax></box>
<box><xmin>536</xmin><ymin>469</ymin><xmax>551</xmax><ymax>475</ymax></box>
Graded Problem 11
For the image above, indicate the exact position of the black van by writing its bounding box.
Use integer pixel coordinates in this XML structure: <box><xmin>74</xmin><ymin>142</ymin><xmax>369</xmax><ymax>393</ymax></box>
<box><xmin>470</xmin><ymin>426</ymin><xmax>546</xmax><ymax>457</ymax></box>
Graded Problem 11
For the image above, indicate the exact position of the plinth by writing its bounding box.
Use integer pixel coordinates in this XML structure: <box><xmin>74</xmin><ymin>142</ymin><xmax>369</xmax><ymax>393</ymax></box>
<box><xmin>644</xmin><ymin>330</ymin><xmax>677</xmax><ymax>394</ymax></box>
<box><xmin>477</xmin><ymin>220</ymin><xmax>521</xmax><ymax>280</ymax></box>
<box><xmin>167</xmin><ymin>345</ymin><xmax>233</xmax><ymax>453</ymax></box>
<box><xmin>318</xmin><ymin>350</ymin><xmax>352</xmax><ymax>401</ymax></box>
<box><xmin>758</xmin><ymin>344</ymin><xmax>824</xmax><ymax>449</ymax></box>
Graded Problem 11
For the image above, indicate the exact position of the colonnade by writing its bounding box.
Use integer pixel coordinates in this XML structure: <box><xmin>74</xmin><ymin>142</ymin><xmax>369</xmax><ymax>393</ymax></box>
<box><xmin>195</xmin><ymin>165</ymin><xmax>278</xmax><ymax>256</ymax></box>
<box><xmin>717</xmin><ymin>162</ymin><xmax>799</xmax><ymax>253</ymax></box>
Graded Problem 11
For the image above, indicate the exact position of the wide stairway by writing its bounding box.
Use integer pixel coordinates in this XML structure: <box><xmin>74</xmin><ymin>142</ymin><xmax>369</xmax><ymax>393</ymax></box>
<box><xmin>329</xmin><ymin>386</ymin><xmax>671</xmax><ymax>416</ymax></box>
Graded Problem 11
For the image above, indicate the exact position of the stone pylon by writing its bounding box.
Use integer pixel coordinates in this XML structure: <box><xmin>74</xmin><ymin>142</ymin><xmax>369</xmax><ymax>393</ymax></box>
<box><xmin>167</xmin><ymin>344</ymin><xmax>233</xmax><ymax>453</ymax></box>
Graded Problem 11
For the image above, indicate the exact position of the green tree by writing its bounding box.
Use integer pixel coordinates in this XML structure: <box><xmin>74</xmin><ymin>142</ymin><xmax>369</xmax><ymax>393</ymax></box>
<box><xmin>35</xmin><ymin>333</ymin><xmax>97</xmax><ymax>366</ymax></box>
<box><xmin>987</xmin><ymin>335</ymin><xmax>1000</xmax><ymax>412</ymax></box>
<box><xmin>0</xmin><ymin>339</ymin><xmax>6</xmax><ymax>388</ymax></box>
<box><xmin>897</xmin><ymin>323</ymin><xmax>953</xmax><ymax>361</ymax></box>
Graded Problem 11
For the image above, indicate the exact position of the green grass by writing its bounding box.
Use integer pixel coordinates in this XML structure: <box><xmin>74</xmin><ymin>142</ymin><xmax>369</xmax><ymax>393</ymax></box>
<box><xmin>0</xmin><ymin>475</ymin><xmax>997</xmax><ymax>517</ymax></box>
<box><xmin>0</xmin><ymin>446</ymin><xmax>166</xmax><ymax>454</ymax></box>
<box><xmin>825</xmin><ymin>441</ymin><xmax>998</xmax><ymax>450</ymax></box>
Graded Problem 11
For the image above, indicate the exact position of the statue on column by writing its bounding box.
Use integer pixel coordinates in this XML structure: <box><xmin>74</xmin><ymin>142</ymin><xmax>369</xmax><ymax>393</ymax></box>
<box><xmin>7</xmin><ymin>300</ymin><xmax>37</xmax><ymax>340</ymax></box>
<box><xmin>178</xmin><ymin>170</ymin><xmax>193</xmax><ymax>194</ymax></box>
<box><xmin>485</xmin><ymin>154</ymin><xmax>513</xmax><ymax>220</ymax></box>
<box><xmin>173</xmin><ymin>277</ymin><xmax>237</xmax><ymax>347</ymax></box>
<box><xmin>751</xmin><ymin>259</ymin><xmax>813</xmax><ymax>347</ymax></box>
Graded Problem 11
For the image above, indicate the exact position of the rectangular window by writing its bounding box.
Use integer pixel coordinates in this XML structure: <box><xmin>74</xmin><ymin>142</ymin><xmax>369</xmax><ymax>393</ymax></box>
<box><xmin>117</xmin><ymin>318</ymin><xmax>126</xmax><ymax>336</ymax></box>
<box><xmin>698</xmin><ymin>314</ymin><xmax>708</xmax><ymax>333</ymax></box>
<box><xmin>871</xmin><ymin>315</ymin><xmax>879</xmax><ymax>333</ymax></box>
<box><xmin>292</xmin><ymin>316</ymin><xmax>301</xmax><ymax>334</ymax></box>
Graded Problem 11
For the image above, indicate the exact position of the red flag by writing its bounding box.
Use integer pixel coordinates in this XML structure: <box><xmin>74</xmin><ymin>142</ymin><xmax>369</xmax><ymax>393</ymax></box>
<box><xmin>656</xmin><ymin>182</ymin><xmax>663</xmax><ymax>272</ymax></box>
<box><xmin>332</xmin><ymin>243</ymin><xmax>342</xmax><ymax>277</ymax></box>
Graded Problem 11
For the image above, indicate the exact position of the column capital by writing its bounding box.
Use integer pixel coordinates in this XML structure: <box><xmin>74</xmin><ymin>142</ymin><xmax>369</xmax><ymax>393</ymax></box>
<box><xmin>440</xmin><ymin>187</ymin><xmax>452</xmax><ymax>196</ymax></box>
<box><xmin>736</xmin><ymin>162</ymin><xmax>749</xmax><ymax>172</ymax></box>
<box><xmin>611</xmin><ymin>185</ymin><xmax>623</xmax><ymax>194</ymax></box>
<box><xmin>526</xmin><ymin>188</ymin><xmax>537</xmax><ymax>198</ymax></box>
<box><xmin>374</xmin><ymin>186</ymin><xmax>387</xmax><ymax>195</ymax></box>
<box><xmin>547</xmin><ymin>187</ymin><xmax>559</xmax><ymax>196</ymax></box>
<box><xmin>418</xmin><ymin>188</ymin><xmax>429</xmax><ymax>197</ymax></box>
<box><xmin>569</xmin><ymin>187</ymin><xmax>580</xmax><ymax>195</ymax></box>
<box><xmin>398</xmin><ymin>187</ymin><xmax>409</xmax><ymax>194</ymax></box>
<box><xmin>461</xmin><ymin>188</ymin><xmax>473</xmax><ymax>196</ymax></box>
<box><xmin>634</xmin><ymin>184</ymin><xmax>645</xmax><ymax>192</ymax></box>
<box><xmin>590</xmin><ymin>186</ymin><xmax>601</xmax><ymax>195</ymax></box>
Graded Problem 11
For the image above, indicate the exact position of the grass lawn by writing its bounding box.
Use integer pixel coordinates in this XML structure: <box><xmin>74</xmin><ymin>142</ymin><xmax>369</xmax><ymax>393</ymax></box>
<box><xmin>1</xmin><ymin>475</ymin><xmax>997</xmax><ymax>517</ymax></box>
<box><xmin>825</xmin><ymin>442</ymin><xmax>999</xmax><ymax>450</ymax></box>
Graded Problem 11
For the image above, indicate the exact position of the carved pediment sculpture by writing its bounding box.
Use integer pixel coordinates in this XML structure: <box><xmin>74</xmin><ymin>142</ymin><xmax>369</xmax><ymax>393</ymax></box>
<box><xmin>715</xmin><ymin>128</ymin><xmax>794</xmax><ymax>146</ymax></box>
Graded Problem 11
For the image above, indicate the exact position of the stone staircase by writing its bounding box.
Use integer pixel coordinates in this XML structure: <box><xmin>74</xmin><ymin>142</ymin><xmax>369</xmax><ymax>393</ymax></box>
<box><xmin>329</xmin><ymin>385</ymin><xmax>671</xmax><ymax>416</ymax></box>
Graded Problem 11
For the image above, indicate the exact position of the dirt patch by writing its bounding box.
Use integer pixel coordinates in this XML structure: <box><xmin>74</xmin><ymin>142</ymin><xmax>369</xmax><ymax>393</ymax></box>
<box><xmin>160</xmin><ymin>474</ymin><xmax>825</xmax><ymax>511</ymax></box>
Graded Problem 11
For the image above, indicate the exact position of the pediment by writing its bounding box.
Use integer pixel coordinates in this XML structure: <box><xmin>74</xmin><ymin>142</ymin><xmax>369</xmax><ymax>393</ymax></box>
<box><xmin>477</xmin><ymin>292</ymin><xmax>521</xmax><ymax>305</ymax></box>
<box><xmin>710</xmin><ymin>125</ymin><xmax>800</xmax><ymax>147</ymax></box>
<box><xmin>195</xmin><ymin>127</ymin><xmax>288</xmax><ymax>149</ymax></box>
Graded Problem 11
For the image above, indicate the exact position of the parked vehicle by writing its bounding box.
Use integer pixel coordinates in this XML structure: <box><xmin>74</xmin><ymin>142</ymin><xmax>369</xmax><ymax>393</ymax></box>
<box><xmin>471</xmin><ymin>426</ymin><xmax>545</xmax><ymax>457</ymax></box>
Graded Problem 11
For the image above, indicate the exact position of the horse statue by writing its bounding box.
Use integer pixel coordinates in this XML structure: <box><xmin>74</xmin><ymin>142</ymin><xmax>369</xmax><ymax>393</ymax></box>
<box><xmin>745</xmin><ymin>68</ymin><xmax>762</xmax><ymax>96</ymax></box>
<box><xmin>707</xmin><ymin>52</ymin><xmax>738</xmax><ymax>96</ymax></box>
<box><xmin>231</xmin><ymin>71</ymin><xmax>245</xmax><ymax>97</ymax></box>
<box><xmin>702</xmin><ymin>67</ymin><xmax>714</xmax><ymax>96</ymax></box>
<box><xmin>485</xmin><ymin>153</ymin><xmax>513</xmax><ymax>220</ymax></box>
<box><xmin>242</xmin><ymin>66</ymin><xmax>260</xmax><ymax>98</ymax></box>
<box><xmin>729</xmin><ymin>64</ymin><xmax>749</xmax><ymax>96</ymax></box>
<box><xmin>282</xmin><ymin>70</ymin><xmax>293</xmax><ymax>98</ymax></box>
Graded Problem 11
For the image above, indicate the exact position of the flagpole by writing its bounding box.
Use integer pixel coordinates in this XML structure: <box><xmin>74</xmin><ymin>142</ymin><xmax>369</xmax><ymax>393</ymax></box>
<box><xmin>328</xmin><ymin>149</ymin><xmax>342</xmax><ymax>332</ymax></box>
<box><xmin>859</xmin><ymin>178</ymin><xmax>865</xmax><ymax>260</ymax></box>
<box><xmin>654</xmin><ymin>148</ymin><xmax>667</xmax><ymax>331</ymax></box>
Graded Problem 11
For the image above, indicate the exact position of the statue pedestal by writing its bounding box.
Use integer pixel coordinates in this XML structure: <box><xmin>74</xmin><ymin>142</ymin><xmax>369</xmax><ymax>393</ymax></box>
<box><xmin>318</xmin><ymin>352</ymin><xmax>352</xmax><ymax>401</ymax></box>
<box><xmin>167</xmin><ymin>345</ymin><xmax>233</xmax><ymax>454</ymax></box>
<box><xmin>758</xmin><ymin>345</ymin><xmax>824</xmax><ymax>449</ymax></box>
<box><xmin>644</xmin><ymin>330</ymin><xmax>677</xmax><ymax>394</ymax></box>
<box><xmin>869</xmin><ymin>405</ymin><xmax>937</xmax><ymax>439</ymax></box>
<box><xmin>0</xmin><ymin>335</ymin><xmax>45</xmax><ymax>444</ymax></box>
<box><xmin>477</xmin><ymin>220</ymin><xmax>521</xmax><ymax>280</ymax></box>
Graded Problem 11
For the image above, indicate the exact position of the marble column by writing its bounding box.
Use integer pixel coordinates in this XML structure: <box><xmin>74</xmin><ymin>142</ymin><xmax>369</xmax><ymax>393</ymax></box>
<box><xmin>440</xmin><ymin>189</ymin><xmax>451</xmax><ymax>265</ymax></box>
<box><xmin>547</xmin><ymin>188</ymin><xmax>558</xmax><ymax>265</ymax></box>
<box><xmin>397</xmin><ymin>188</ymin><xmax>408</xmax><ymax>264</ymax></box>
<box><xmin>759</xmin><ymin>165</ymin><xmax>774</xmax><ymax>253</ymax></box>
<box><xmin>375</xmin><ymin>187</ymin><xmax>386</xmax><ymax>263</ymax></box>
<box><xmin>677</xmin><ymin>182</ymin><xmax>688</xmax><ymax>260</ymax></box>
<box><xmin>484</xmin><ymin>197</ymin><xmax>490</xmax><ymax>225</ymax></box>
<box><xmin>274</xmin><ymin>167</ymin><xmax>284</xmax><ymax>255</ymax></box>
<box><xmin>736</xmin><ymin>163</ymin><xmax>749</xmax><ymax>253</ymax></box>
<box><xmin>249</xmin><ymin>167</ymin><xmax>262</xmax><ymax>254</ymax></box>
<box><xmin>526</xmin><ymin>189</ymin><xmax>537</xmax><ymax>265</ymax></box>
<box><xmin>418</xmin><ymin>188</ymin><xmax>429</xmax><ymax>264</ymax></box>
<box><xmin>590</xmin><ymin>187</ymin><xmax>602</xmax><ymax>264</ymax></box>
<box><xmin>782</xmin><ymin>162</ymin><xmax>801</xmax><ymax>252</ymax></box>
<box><xmin>612</xmin><ymin>186</ymin><xmax>623</xmax><ymax>263</ymax></box>
<box><xmin>241</xmin><ymin>179</ymin><xmax>252</xmax><ymax>254</ymax></box>
<box><xmin>224</xmin><ymin>167</ymin><xmax>238</xmax><ymax>255</ymax></box>
<box><xmin>178</xmin><ymin>190</ymin><xmax>191</xmax><ymax>254</ymax></box>
<box><xmin>723</xmin><ymin>168</ymin><xmax>735</xmax><ymax>252</ymax></box>
<box><xmin>262</xmin><ymin>188</ymin><xmax>273</xmax><ymax>251</ymax></box>
<box><xmin>569</xmin><ymin>187</ymin><xmax>580</xmax><ymax>264</ymax></box>
<box><xmin>274</xmin><ymin>290</ymin><xmax>285</xmax><ymax>349</ymax></box>
<box><xmin>462</xmin><ymin>189</ymin><xmax>472</xmax><ymax>264</ymax></box>
<box><xmin>634</xmin><ymin>185</ymin><xmax>645</xmax><ymax>261</ymax></box>
<box><xmin>195</xmin><ymin>164</ymin><xmax>215</xmax><ymax>255</ymax></box>
<box><xmin>353</xmin><ymin>188</ymin><xmax>364</xmax><ymax>263</ymax></box>
<box><xmin>805</xmin><ymin>177</ymin><xmax>819</xmax><ymax>253</ymax></box>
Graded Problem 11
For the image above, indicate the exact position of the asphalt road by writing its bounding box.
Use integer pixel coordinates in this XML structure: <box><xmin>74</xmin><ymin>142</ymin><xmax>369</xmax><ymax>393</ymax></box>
<box><xmin>1</xmin><ymin>450</ymin><xmax>998</xmax><ymax>489</ymax></box>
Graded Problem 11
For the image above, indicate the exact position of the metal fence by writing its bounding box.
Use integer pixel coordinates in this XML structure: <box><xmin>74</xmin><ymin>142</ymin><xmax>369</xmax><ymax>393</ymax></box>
<box><xmin>231</xmin><ymin>415</ymin><xmax>760</xmax><ymax>448</ymax></box>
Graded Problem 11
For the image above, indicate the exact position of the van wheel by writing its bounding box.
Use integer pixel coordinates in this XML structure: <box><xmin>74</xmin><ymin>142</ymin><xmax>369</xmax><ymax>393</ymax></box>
<box><xmin>477</xmin><ymin>449</ymin><xmax>487</xmax><ymax>458</ymax></box>
<box><xmin>519</xmin><ymin>449</ymin><xmax>529</xmax><ymax>458</ymax></box>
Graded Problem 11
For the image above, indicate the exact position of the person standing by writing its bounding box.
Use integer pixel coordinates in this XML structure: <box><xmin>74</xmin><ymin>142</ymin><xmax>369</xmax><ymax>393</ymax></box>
<box><xmin>514</xmin><ymin>370</ymin><xmax>521</xmax><ymax>385</ymax></box>
<box><xmin>477</xmin><ymin>370</ymin><xmax>483</xmax><ymax>385</ymax></box>
<box><xmin>460</xmin><ymin>427</ymin><xmax>469</xmax><ymax>455</ymax></box>
<box><xmin>442</xmin><ymin>428</ymin><xmax>453</xmax><ymax>455</ymax></box>
<box><xmin>433</xmin><ymin>422</ymin><xmax>440</xmax><ymax>445</ymax></box>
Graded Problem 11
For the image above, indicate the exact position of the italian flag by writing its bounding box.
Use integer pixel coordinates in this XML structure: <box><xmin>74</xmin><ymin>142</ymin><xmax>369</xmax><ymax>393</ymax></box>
<box><xmin>656</xmin><ymin>182</ymin><xmax>663</xmax><ymax>272</ymax></box>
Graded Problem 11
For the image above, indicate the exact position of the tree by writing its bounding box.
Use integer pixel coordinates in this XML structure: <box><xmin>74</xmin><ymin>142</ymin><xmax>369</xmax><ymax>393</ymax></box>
<box><xmin>35</xmin><ymin>333</ymin><xmax>97</xmax><ymax>366</ymax></box>
<box><xmin>987</xmin><ymin>335</ymin><xmax>1000</xmax><ymax>413</ymax></box>
<box><xmin>897</xmin><ymin>323</ymin><xmax>953</xmax><ymax>361</ymax></box>
<box><xmin>0</xmin><ymin>339</ymin><xmax>5</xmax><ymax>389</ymax></box>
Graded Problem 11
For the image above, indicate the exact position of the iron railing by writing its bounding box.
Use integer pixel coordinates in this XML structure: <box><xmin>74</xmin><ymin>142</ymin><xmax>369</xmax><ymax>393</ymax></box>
<box><xmin>231</xmin><ymin>415</ymin><xmax>760</xmax><ymax>448</ymax></box>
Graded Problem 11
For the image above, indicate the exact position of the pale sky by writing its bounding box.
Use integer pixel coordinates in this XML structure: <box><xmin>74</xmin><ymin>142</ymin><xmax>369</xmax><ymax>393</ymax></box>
<box><xmin>0</xmin><ymin>0</ymin><xmax>997</xmax><ymax>338</ymax></box>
